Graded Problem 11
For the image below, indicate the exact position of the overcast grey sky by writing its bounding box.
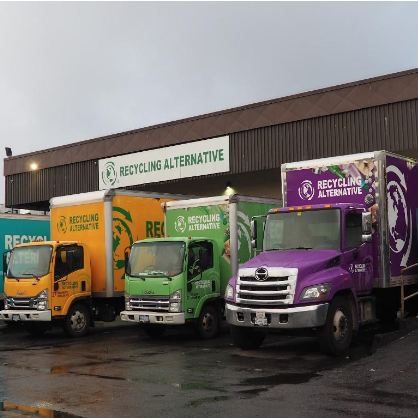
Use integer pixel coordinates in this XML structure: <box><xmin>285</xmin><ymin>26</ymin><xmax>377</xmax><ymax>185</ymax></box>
<box><xmin>1</xmin><ymin>2</ymin><xmax>418</xmax><ymax>203</ymax></box>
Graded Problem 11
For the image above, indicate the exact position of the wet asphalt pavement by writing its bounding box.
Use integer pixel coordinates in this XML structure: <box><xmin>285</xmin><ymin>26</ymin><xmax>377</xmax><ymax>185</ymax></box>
<box><xmin>0</xmin><ymin>319</ymin><xmax>417</xmax><ymax>418</ymax></box>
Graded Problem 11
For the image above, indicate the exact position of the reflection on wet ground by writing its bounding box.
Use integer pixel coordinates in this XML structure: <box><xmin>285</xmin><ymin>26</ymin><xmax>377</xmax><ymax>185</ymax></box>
<box><xmin>0</xmin><ymin>401</ymin><xmax>83</xmax><ymax>417</ymax></box>
<box><xmin>0</xmin><ymin>319</ymin><xmax>416</xmax><ymax>418</ymax></box>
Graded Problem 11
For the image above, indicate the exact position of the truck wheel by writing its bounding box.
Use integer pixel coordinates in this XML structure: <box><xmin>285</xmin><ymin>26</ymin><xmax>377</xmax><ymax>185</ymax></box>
<box><xmin>24</xmin><ymin>322</ymin><xmax>49</xmax><ymax>336</ymax></box>
<box><xmin>143</xmin><ymin>324</ymin><xmax>166</xmax><ymax>338</ymax></box>
<box><xmin>64</xmin><ymin>304</ymin><xmax>90</xmax><ymax>338</ymax></box>
<box><xmin>230</xmin><ymin>325</ymin><xmax>265</xmax><ymax>350</ymax></box>
<box><xmin>196</xmin><ymin>305</ymin><xmax>219</xmax><ymax>340</ymax></box>
<box><xmin>318</xmin><ymin>296</ymin><xmax>353</xmax><ymax>356</ymax></box>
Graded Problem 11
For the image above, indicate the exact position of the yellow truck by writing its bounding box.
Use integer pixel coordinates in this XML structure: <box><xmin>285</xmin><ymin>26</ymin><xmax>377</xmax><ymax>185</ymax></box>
<box><xmin>0</xmin><ymin>189</ymin><xmax>184</xmax><ymax>337</ymax></box>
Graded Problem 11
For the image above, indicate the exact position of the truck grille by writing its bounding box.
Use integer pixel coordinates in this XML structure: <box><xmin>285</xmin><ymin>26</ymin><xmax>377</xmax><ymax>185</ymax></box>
<box><xmin>129</xmin><ymin>296</ymin><xmax>169</xmax><ymax>312</ymax></box>
<box><xmin>7</xmin><ymin>297</ymin><xmax>37</xmax><ymax>310</ymax></box>
<box><xmin>236</xmin><ymin>267</ymin><xmax>297</xmax><ymax>307</ymax></box>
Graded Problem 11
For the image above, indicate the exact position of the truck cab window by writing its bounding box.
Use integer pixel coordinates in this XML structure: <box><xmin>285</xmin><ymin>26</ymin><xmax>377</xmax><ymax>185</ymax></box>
<box><xmin>188</xmin><ymin>241</ymin><xmax>213</xmax><ymax>279</ymax></box>
<box><xmin>345</xmin><ymin>213</ymin><xmax>363</xmax><ymax>250</ymax></box>
<box><xmin>55</xmin><ymin>245</ymin><xmax>84</xmax><ymax>280</ymax></box>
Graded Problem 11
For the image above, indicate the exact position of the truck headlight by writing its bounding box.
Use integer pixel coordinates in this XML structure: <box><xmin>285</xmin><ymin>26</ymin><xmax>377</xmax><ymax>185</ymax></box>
<box><xmin>169</xmin><ymin>290</ymin><xmax>181</xmax><ymax>313</ymax></box>
<box><xmin>4</xmin><ymin>294</ymin><xmax>10</xmax><ymax>310</ymax></box>
<box><xmin>300</xmin><ymin>283</ymin><xmax>331</xmax><ymax>300</ymax></box>
<box><xmin>36</xmin><ymin>289</ymin><xmax>49</xmax><ymax>311</ymax></box>
<box><xmin>124</xmin><ymin>292</ymin><xmax>132</xmax><ymax>311</ymax></box>
<box><xmin>225</xmin><ymin>284</ymin><xmax>234</xmax><ymax>299</ymax></box>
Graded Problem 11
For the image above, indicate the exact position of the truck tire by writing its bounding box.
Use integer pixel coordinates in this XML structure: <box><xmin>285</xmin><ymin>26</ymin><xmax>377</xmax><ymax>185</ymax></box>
<box><xmin>143</xmin><ymin>324</ymin><xmax>166</xmax><ymax>338</ymax></box>
<box><xmin>24</xmin><ymin>322</ymin><xmax>49</xmax><ymax>336</ymax></box>
<box><xmin>230</xmin><ymin>325</ymin><xmax>265</xmax><ymax>350</ymax></box>
<box><xmin>196</xmin><ymin>305</ymin><xmax>219</xmax><ymax>340</ymax></box>
<box><xmin>317</xmin><ymin>296</ymin><xmax>353</xmax><ymax>356</ymax></box>
<box><xmin>64</xmin><ymin>304</ymin><xmax>90</xmax><ymax>338</ymax></box>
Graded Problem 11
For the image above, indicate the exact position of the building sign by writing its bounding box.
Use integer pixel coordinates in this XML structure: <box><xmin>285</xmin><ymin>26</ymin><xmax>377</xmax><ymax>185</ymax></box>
<box><xmin>98</xmin><ymin>136</ymin><xmax>230</xmax><ymax>189</ymax></box>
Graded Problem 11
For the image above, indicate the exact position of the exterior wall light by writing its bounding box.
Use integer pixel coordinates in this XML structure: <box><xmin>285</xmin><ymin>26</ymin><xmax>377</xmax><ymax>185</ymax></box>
<box><xmin>224</xmin><ymin>181</ymin><xmax>235</xmax><ymax>195</ymax></box>
<box><xmin>30</xmin><ymin>163</ymin><xmax>38</xmax><ymax>170</ymax></box>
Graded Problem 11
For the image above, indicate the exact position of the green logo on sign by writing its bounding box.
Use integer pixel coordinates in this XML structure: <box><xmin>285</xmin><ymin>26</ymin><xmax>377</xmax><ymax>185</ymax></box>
<box><xmin>174</xmin><ymin>216</ymin><xmax>187</xmax><ymax>233</ymax></box>
<box><xmin>102</xmin><ymin>161</ymin><xmax>118</xmax><ymax>186</ymax></box>
<box><xmin>57</xmin><ymin>216</ymin><xmax>67</xmax><ymax>234</ymax></box>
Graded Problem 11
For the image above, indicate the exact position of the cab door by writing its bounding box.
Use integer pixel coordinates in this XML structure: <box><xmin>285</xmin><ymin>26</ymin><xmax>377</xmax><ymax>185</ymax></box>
<box><xmin>184</xmin><ymin>241</ymin><xmax>218</xmax><ymax>319</ymax></box>
<box><xmin>343</xmin><ymin>211</ymin><xmax>374</xmax><ymax>293</ymax></box>
<box><xmin>51</xmin><ymin>245</ymin><xmax>90</xmax><ymax>315</ymax></box>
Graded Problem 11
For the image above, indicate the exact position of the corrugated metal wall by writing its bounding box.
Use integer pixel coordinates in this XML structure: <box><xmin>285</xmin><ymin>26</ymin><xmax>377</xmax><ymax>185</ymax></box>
<box><xmin>6</xmin><ymin>160</ymin><xmax>98</xmax><ymax>209</ymax></box>
<box><xmin>6</xmin><ymin>99</ymin><xmax>418</xmax><ymax>209</ymax></box>
<box><xmin>231</xmin><ymin>99</ymin><xmax>418</xmax><ymax>173</ymax></box>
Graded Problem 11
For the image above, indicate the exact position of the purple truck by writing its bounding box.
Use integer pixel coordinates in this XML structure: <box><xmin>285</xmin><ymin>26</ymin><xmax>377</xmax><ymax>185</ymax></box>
<box><xmin>225</xmin><ymin>151</ymin><xmax>418</xmax><ymax>355</ymax></box>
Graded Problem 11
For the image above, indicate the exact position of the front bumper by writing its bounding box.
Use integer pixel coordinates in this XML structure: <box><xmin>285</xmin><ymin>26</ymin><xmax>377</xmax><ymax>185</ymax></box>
<box><xmin>0</xmin><ymin>310</ymin><xmax>52</xmax><ymax>322</ymax></box>
<box><xmin>225</xmin><ymin>303</ymin><xmax>329</xmax><ymax>328</ymax></box>
<box><xmin>120</xmin><ymin>311</ymin><xmax>185</xmax><ymax>325</ymax></box>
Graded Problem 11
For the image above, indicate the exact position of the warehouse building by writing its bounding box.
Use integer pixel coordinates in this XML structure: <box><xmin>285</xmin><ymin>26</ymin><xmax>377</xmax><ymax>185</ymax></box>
<box><xmin>4</xmin><ymin>68</ymin><xmax>418</xmax><ymax>211</ymax></box>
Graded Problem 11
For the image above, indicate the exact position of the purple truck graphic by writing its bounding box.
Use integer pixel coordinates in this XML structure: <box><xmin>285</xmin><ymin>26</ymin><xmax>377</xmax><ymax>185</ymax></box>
<box><xmin>225</xmin><ymin>151</ymin><xmax>418</xmax><ymax>355</ymax></box>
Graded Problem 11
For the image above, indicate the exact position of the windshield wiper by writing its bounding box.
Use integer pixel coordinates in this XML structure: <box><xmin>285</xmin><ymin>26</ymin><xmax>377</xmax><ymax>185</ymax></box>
<box><xmin>146</xmin><ymin>271</ymin><xmax>173</xmax><ymax>281</ymax></box>
<box><xmin>8</xmin><ymin>274</ymin><xmax>19</xmax><ymax>282</ymax></box>
<box><xmin>22</xmin><ymin>273</ymin><xmax>40</xmax><ymax>281</ymax></box>
<box><xmin>280</xmin><ymin>247</ymin><xmax>313</xmax><ymax>250</ymax></box>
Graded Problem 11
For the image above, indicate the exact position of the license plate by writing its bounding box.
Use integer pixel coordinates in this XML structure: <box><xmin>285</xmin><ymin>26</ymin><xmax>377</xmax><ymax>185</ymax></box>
<box><xmin>12</xmin><ymin>314</ymin><xmax>21</xmax><ymax>322</ymax></box>
<box><xmin>139</xmin><ymin>315</ymin><xmax>150</xmax><ymax>323</ymax></box>
<box><xmin>254</xmin><ymin>312</ymin><xmax>268</xmax><ymax>327</ymax></box>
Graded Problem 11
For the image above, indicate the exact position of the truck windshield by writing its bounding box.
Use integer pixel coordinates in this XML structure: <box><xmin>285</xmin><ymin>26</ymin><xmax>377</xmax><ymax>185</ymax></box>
<box><xmin>127</xmin><ymin>241</ymin><xmax>186</xmax><ymax>278</ymax></box>
<box><xmin>7</xmin><ymin>245</ymin><xmax>53</xmax><ymax>279</ymax></box>
<box><xmin>264</xmin><ymin>209</ymin><xmax>341</xmax><ymax>251</ymax></box>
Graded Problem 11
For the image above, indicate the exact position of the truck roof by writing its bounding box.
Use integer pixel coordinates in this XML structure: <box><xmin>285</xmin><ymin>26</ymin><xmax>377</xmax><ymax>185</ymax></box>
<box><xmin>13</xmin><ymin>240</ymin><xmax>80</xmax><ymax>248</ymax></box>
<box><xmin>50</xmin><ymin>189</ymin><xmax>192</xmax><ymax>208</ymax></box>
<box><xmin>163</xmin><ymin>194</ymin><xmax>281</xmax><ymax>210</ymax></box>
<box><xmin>268</xmin><ymin>202</ymin><xmax>368</xmax><ymax>214</ymax></box>
<box><xmin>132</xmin><ymin>237</ymin><xmax>213</xmax><ymax>245</ymax></box>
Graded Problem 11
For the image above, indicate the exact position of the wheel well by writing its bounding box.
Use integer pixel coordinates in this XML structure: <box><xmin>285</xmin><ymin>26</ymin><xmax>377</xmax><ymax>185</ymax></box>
<box><xmin>333</xmin><ymin>289</ymin><xmax>358</xmax><ymax>331</ymax></box>
<box><xmin>197</xmin><ymin>298</ymin><xmax>222</xmax><ymax>319</ymax></box>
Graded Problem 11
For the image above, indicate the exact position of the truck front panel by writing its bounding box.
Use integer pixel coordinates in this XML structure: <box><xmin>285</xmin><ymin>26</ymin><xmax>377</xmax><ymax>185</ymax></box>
<box><xmin>0</xmin><ymin>216</ymin><xmax>50</xmax><ymax>303</ymax></box>
<box><xmin>0</xmin><ymin>242</ymin><xmax>92</xmax><ymax>322</ymax></box>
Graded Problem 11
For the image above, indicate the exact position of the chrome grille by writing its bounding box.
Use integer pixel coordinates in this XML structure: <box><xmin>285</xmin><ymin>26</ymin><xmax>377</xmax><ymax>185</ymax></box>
<box><xmin>8</xmin><ymin>297</ymin><xmax>37</xmax><ymax>310</ymax></box>
<box><xmin>236</xmin><ymin>267</ymin><xmax>297</xmax><ymax>307</ymax></box>
<box><xmin>129</xmin><ymin>295</ymin><xmax>169</xmax><ymax>311</ymax></box>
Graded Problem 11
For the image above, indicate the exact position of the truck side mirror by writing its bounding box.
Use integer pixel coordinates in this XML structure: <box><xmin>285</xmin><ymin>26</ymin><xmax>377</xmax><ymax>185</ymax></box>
<box><xmin>3</xmin><ymin>251</ymin><xmax>9</xmax><ymax>277</ymax></box>
<box><xmin>362</xmin><ymin>212</ymin><xmax>372</xmax><ymax>243</ymax></box>
<box><xmin>124</xmin><ymin>247</ymin><xmax>131</xmax><ymax>274</ymax></box>
<box><xmin>251</xmin><ymin>220</ymin><xmax>258</xmax><ymax>249</ymax></box>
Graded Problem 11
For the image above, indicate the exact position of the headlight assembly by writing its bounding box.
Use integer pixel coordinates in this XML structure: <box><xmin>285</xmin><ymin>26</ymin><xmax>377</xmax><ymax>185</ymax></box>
<box><xmin>300</xmin><ymin>283</ymin><xmax>331</xmax><ymax>300</ymax></box>
<box><xmin>225</xmin><ymin>284</ymin><xmax>234</xmax><ymax>299</ymax></box>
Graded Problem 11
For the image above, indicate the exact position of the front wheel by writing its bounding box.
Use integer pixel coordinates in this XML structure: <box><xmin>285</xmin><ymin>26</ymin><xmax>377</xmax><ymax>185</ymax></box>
<box><xmin>317</xmin><ymin>296</ymin><xmax>353</xmax><ymax>356</ymax></box>
<box><xmin>196</xmin><ymin>305</ymin><xmax>220</xmax><ymax>340</ymax></box>
<box><xmin>230</xmin><ymin>325</ymin><xmax>265</xmax><ymax>350</ymax></box>
<box><xmin>64</xmin><ymin>304</ymin><xmax>90</xmax><ymax>338</ymax></box>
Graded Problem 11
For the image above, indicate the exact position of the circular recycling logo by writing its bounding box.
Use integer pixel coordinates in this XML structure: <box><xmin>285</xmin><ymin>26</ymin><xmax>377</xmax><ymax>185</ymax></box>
<box><xmin>174</xmin><ymin>216</ymin><xmax>187</xmax><ymax>233</ymax></box>
<box><xmin>57</xmin><ymin>216</ymin><xmax>67</xmax><ymax>234</ymax></box>
<box><xmin>298</xmin><ymin>180</ymin><xmax>315</xmax><ymax>201</ymax></box>
<box><xmin>102</xmin><ymin>161</ymin><xmax>118</xmax><ymax>186</ymax></box>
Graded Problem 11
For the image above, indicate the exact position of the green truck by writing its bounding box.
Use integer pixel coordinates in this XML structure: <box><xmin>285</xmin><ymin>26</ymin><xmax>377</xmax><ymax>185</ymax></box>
<box><xmin>120</xmin><ymin>195</ymin><xmax>280</xmax><ymax>339</ymax></box>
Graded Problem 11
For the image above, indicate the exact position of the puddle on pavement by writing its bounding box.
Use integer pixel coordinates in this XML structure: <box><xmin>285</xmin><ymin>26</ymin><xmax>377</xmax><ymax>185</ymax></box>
<box><xmin>188</xmin><ymin>395</ymin><xmax>230</xmax><ymax>407</ymax></box>
<box><xmin>0</xmin><ymin>401</ymin><xmax>83</xmax><ymax>417</ymax></box>
<box><xmin>242</xmin><ymin>372</ymin><xmax>320</xmax><ymax>386</ymax></box>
